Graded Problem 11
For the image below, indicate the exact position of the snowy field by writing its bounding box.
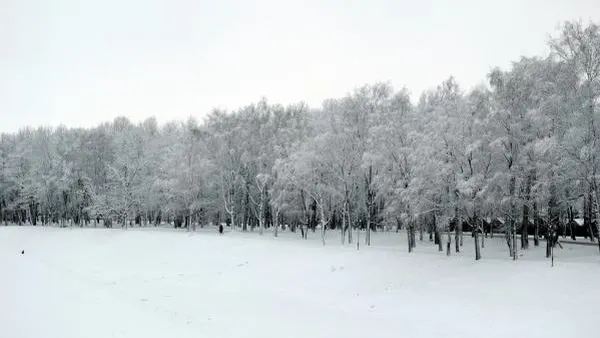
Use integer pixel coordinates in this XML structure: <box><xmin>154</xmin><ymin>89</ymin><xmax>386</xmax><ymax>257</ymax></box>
<box><xmin>1</xmin><ymin>226</ymin><xmax>599</xmax><ymax>338</ymax></box>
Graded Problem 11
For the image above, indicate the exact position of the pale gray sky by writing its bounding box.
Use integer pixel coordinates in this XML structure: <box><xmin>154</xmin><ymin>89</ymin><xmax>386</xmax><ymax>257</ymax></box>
<box><xmin>1</xmin><ymin>0</ymin><xmax>599</xmax><ymax>132</ymax></box>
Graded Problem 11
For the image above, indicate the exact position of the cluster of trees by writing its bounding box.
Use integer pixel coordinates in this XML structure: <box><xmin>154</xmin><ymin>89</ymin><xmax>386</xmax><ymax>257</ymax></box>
<box><xmin>1</xmin><ymin>20</ymin><xmax>599</xmax><ymax>258</ymax></box>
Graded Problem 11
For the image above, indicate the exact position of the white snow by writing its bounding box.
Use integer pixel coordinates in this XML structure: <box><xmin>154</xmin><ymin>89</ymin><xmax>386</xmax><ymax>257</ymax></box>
<box><xmin>1</xmin><ymin>226</ymin><xmax>599</xmax><ymax>338</ymax></box>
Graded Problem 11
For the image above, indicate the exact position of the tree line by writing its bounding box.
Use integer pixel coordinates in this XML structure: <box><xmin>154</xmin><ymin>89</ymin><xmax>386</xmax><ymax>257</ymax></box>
<box><xmin>1</xmin><ymin>20</ymin><xmax>599</xmax><ymax>258</ymax></box>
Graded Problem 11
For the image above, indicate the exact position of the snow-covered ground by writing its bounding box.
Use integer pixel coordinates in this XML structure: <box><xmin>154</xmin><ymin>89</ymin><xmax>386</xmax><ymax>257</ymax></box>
<box><xmin>1</xmin><ymin>226</ymin><xmax>599</xmax><ymax>338</ymax></box>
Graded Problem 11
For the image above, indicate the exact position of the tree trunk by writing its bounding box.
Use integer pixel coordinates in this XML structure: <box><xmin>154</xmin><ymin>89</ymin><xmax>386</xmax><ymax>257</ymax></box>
<box><xmin>341</xmin><ymin>204</ymin><xmax>346</xmax><ymax>244</ymax></box>
<box><xmin>587</xmin><ymin>190</ymin><xmax>594</xmax><ymax>242</ymax></box>
<box><xmin>191</xmin><ymin>209</ymin><xmax>196</xmax><ymax>231</ymax></box>
<box><xmin>546</xmin><ymin>229</ymin><xmax>552</xmax><ymax>258</ymax></box>
<box><xmin>446</xmin><ymin>230</ymin><xmax>451</xmax><ymax>256</ymax></box>
<box><xmin>548</xmin><ymin>182</ymin><xmax>560</xmax><ymax>259</ymax></box>
<box><xmin>347</xmin><ymin>203</ymin><xmax>353</xmax><ymax>244</ymax></box>
<box><xmin>428</xmin><ymin>217</ymin><xmax>433</xmax><ymax>241</ymax></box>
<box><xmin>509</xmin><ymin>175</ymin><xmax>517</xmax><ymax>260</ymax></box>
<box><xmin>434</xmin><ymin>213</ymin><xmax>442</xmax><ymax>252</ymax></box>
<box><xmin>533</xmin><ymin>202</ymin><xmax>540</xmax><ymax>246</ymax></box>
<box><xmin>259</xmin><ymin>189</ymin><xmax>264</xmax><ymax>236</ymax></box>
<box><xmin>365</xmin><ymin>166</ymin><xmax>372</xmax><ymax>246</ymax></box>
<box><xmin>521</xmin><ymin>172</ymin><xmax>533</xmax><ymax>249</ymax></box>
<box><xmin>506</xmin><ymin>228</ymin><xmax>513</xmax><ymax>258</ymax></box>
<box><xmin>521</xmin><ymin>203</ymin><xmax>529</xmax><ymax>250</ymax></box>
<box><xmin>229</xmin><ymin>210</ymin><xmax>235</xmax><ymax>233</ymax></box>
<box><xmin>593</xmin><ymin>182</ymin><xmax>600</xmax><ymax>253</ymax></box>
<box><xmin>273</xmin><ymin>208</ymin><xmax>279</xmax><ymax>238</ymax></box>
<box><xmin>474</xmin><ymin>228</ymin><xmax>481</xmax><ymax>260</ymax></box>
<box><xmin>455</xmin><ymin>220</ymin><xmax>460</xmax><ymax>253</ymax></box>
<box><xmin>320</xmin><ymin>201</ymin><xmax>326</xmax><ymax>246</ymax></box>
<box><xmin>366</xmin><ymin>213</ymin><xmax>371</xmax><ymax>246</ymax></box>
<box><xmin>481</xmin><ymin>222</ymin><xmax>485</xmax><ymax>249</ymax></box>
<box><xmin>356</xmin><ymin>222</ymin><xmax>360</xmax><ymax>251</ymax></box>
<box><xmin>407</xmin><ymin>224</ymin><xmax>413</xmax><ymax>253</ymax></box>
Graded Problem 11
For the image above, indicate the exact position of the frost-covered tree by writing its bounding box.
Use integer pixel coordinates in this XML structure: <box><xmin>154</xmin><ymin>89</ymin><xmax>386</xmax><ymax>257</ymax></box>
<box><xmin>1</xmin><ymin>18</ymin><xmax>598</xmax><ymax>259</ymax></box>
<box><xmin>550</xmin><ymin>20</ymin><xmax>600</xmax><ymax>250</ymax></box>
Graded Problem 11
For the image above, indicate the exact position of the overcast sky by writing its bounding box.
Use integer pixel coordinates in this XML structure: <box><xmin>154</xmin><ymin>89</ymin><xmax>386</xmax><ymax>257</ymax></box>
<box><xmin>1</xmin><ymin>0</ymin><xmax>599</xmax><ymax>133</ymax></box>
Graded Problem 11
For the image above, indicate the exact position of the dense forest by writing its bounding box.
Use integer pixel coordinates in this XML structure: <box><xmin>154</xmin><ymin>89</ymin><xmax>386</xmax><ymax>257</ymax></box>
<box><xmin>1</xmin><ymin>20</ymin><xmax>599</xmax><ymax>258</ymax></box>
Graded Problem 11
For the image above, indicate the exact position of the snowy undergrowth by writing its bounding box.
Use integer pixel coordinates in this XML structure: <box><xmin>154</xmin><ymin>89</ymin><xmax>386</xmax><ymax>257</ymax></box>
<box><xmin>1</xmin><ymin>226</ymin><xmax>599</xmax><ymax>338</ymax></box>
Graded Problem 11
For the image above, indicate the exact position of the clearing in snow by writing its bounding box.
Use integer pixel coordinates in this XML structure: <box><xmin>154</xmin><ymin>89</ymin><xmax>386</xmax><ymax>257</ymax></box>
<box><xmin>1</xmin><ymin>226</ymin><xmax>599</xmax><ymax>338</ymax></box>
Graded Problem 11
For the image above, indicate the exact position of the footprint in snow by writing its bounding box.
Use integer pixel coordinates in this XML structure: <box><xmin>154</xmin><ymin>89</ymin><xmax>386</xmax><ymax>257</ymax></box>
<box><xmin>330</xmin><ymin>266</ymin><xmax>336</xmax><ymax>272</ymax></box>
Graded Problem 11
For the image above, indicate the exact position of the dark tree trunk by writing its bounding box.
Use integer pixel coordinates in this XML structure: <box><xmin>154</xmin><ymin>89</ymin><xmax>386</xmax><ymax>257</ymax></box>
<box><xmin>521</xmin><ymin>172</ymin><xmax>533</xmax><ymax>249</ymax></box>
<box><xmin>243</xmin><ymin>189</ymin><xmax>250</xmax><ymax>232</ymax></box>
<box><xmin>407</xmin><ymin>224</ymin><xmax>413</xmax><ymax>253</ymax></box>
<box><xmin>446</xmin><ymin>221</ymin><xmax>451</xmax><ymax>256</ymax></box>
<box><xmin>509</xmin><ymin>175</ymin><xmax>517</xmax><ymax>260</ymax></box>
<box><xmin>341</xmin><ymin>205</ymin><xmax>346</xmax><ymax>244</ymax></box>
<box><xmin>428</xmin><ymin>219</ymin><xmax>433</xmax><ymax>241</ymax></box>
<box><xmin>155</xmin><ymin>210</ymin><xmax>162</xmax><ymax>227</ymax></box>
<box><xmin>455</xmin><ymin>219</ymin><xmax>460</xmax><ymax>253</ymax></box>
<box><xmin>346</xmin><ymin>202</ymin><xmax>353</xmax><ymax>244</ymax></box>
<box><xmin>433</xmin><ymin>214</ymin><xmax>442</xmax><ymax>251</ymax></box>
<box><xmin>410</xmin><ymin>223</ymin><xmax>416</xmax><ymax>249</ymax></box>
<box><xmin>548</xmin><ymin>182</ymin><xmax>560</xmax><ymax>259</ymax></box>
<box><xmin>310</xmin><ymin>199</ymin><xmax>317</xmax><ymax>233</ymax></box>
<box><xmin>29</xmin><ymin>202</ymin><xmax>37</xmax><ymax>226</ymax></box>
<box><xmin>546</xmin><ymin>229</ymin><xmax>552</xmax><ymax>258</ymax></box>
<box><xmin>474</xmin><ymin>227</ymin><xmax>481</xmax><ymax>260</ymax></box>
<box><xmin>521</xmin><ymin>203</ymin><xmax>529</xmax><ymax>250</ymax></box>
<box><xmin>365</xmin><ymin>165</ymin><xmax>373</xmax><ymax>246</ymax></box>
<box><xmin>585</xmin><ymin>191</ymin><xmax>594</xmax><ymax>242</ymax></box>
<box><xmin>533</xmin><ymin>202</ymin><xmax>540</xmax><ymax>246</ymax></box>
